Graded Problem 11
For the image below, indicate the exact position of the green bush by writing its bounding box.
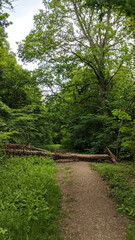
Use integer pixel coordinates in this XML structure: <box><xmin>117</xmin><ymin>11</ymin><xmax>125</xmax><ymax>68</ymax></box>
<box><xmin>0</xmin><ymin>156</ymin><xmax>61</xmax><ymax>240</ymax></box>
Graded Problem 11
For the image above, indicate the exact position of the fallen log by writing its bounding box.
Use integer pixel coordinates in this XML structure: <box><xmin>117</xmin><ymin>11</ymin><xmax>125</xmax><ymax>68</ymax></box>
<box><xmin>1</xmin><ymin>149</ymin><xmax>53</xmax><ymax>157</ymax></box>
<box><xmin>1</xmin><ymin>145</ymin><xmax>120</xmax><ymax>164</ymax></box>
<box><xmin>53</xmin><ymin>152</ymin><xmax>111</xmax><ymax>161</ymax></box>
<box><xmin>1</xmin><ymin>148</ymin><xmax>110</xmax><ymax>161</ymax></box>
<box><xmin>3</xmin><ymin>143</ymin><xmax>25</xmax><ymax>149</ymax></box>
<box><xmin>3</xmin><ymin>143</ymin><xmax>50</xmax><ymax>153</ymax></box>
<box><xmin>106</xmin><ymin>147</ymin><xmax>118</xmax><ymax>165</ymax></box>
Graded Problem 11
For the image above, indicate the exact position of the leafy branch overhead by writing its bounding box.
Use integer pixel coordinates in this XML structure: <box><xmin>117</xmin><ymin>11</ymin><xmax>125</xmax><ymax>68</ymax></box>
<box><xmin>0</xmin><ymin>0</ymin><xmax>135</xmax><ymax>159</ymax></box>
<box><xmin>86</xmin><ymin>0</ymin><xmax>135</xmax><ymax>17</ymax></box>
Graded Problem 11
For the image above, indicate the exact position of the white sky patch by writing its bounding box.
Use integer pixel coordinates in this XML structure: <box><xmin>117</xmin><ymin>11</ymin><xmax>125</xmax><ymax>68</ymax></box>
<box><xmin>6</xmin><ymin>0</ymin><xmax>44</xmax><ymax>70</ymax></box>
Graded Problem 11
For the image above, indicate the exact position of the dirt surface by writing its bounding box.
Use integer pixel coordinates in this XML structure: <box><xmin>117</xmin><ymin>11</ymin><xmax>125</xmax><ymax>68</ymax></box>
<box><xmin>56</xmin><ymin>161</ymin><xmax>129</xmax><ymax>240</ymax></box>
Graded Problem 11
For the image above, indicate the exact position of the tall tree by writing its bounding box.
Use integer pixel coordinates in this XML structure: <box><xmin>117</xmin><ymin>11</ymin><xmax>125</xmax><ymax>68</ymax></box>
<box><xmin>18</xmin><ymin>0</ymin><xmax>134</xmax><ymax>116</ymax></box>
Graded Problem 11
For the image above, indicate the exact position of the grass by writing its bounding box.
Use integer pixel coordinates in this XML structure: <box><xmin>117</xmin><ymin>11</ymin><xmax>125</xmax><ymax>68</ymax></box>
<box><xmin>126</xmin><ymin>225</ymin><xmax>135</xmax><ymax>240</ymax></box>
<box><xmin>90</xmin><ymin>162</ymin><xmax>135</xmax><ymax>240</ymax></box>
<box><xmin>0</xmin><ymin>156</ymin><xmax>62</xmax><ymax>240</ymax></box>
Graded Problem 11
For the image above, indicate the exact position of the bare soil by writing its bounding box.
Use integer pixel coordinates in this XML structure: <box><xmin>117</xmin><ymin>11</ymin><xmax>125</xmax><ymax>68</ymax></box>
<box><xmin>56</xmin><ymin>161</ymin><xmax>129</xmax><ymax>240</ymax></box>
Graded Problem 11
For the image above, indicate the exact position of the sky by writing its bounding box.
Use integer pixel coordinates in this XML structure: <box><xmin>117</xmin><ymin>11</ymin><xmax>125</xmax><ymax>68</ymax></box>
<box><xmin>7</xmin><ymin>0</ymin><xmax>44</xmax><ymax>70</ymax></box>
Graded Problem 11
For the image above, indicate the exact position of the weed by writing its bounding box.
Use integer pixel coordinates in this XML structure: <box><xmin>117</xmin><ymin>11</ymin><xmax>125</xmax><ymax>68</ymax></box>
<box><xmin>0</xmin><ymin>156</ymin><xmax>62</xmax><ymax>240</ymax></box>
<box><xmin>126</xmin><ymin>225</ymin><xmax>135</xmax><ymax>240</ymax></box>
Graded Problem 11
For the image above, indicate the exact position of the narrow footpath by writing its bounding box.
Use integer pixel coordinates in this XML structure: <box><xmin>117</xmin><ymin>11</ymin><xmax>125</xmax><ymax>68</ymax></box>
<box><xmin>57</xmin><ymin>161</ymin><xmax>129</xmax><ymax>240</ymax></box>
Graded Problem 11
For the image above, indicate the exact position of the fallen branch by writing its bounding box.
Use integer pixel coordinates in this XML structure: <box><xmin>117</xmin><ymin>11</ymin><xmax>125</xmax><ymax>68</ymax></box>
<box><xmin>106</xmin><ymin>147</ymin><xmax>118</xmax><ymax>165</ymax></box>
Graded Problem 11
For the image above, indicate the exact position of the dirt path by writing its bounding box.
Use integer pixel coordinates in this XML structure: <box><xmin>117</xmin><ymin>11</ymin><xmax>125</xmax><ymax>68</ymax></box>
<box><xmin>56</xmin><ymin>161</ymin><xmax>129</xmax><ymax>240</ymax></box>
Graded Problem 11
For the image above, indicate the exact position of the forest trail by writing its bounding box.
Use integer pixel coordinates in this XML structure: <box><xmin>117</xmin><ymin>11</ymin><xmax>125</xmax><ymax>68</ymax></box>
<box><xmin>56</xmin><ymin>161</ymin><xmax>129</xmax><ymax>240</ymax></box>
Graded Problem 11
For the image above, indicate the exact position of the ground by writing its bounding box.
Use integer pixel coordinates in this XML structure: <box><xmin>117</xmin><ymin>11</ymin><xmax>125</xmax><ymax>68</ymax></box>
<box><xmin>56</xmin><ymin>161</ymin><xmax>129</xmax><ymax>240</ymax></box>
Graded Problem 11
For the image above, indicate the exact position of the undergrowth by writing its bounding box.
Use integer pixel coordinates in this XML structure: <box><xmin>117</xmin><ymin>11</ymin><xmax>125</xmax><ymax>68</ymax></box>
<box><xmin>90</xmin><ymin>162</ymin><xmax>135</xmax><ymax>240</ymax></box>
<box><xmin>44</xmin><ymin>144</ymin><xmax>62</xmax><ymax>152</ymax></box>
<box><xmin>0</xmin><ymin>156</ymin><xmax>62</xmax><ymax>240</ymax></box>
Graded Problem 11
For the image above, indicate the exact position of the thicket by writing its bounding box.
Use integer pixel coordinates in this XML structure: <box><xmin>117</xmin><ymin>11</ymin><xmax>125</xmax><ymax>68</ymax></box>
<box><xmin>0</xmin><ymin>156</ymin><xmax>61</xmax><ymax>240</ymax></box>
<box><xmin>0</xmin><ymin>44</ymin><xmax>53</xmax><ymax>147</ymax></box>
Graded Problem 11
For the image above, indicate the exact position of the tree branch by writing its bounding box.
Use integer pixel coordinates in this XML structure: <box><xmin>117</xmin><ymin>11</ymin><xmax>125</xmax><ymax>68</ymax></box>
<box><xmin>50</xmin><ymin>87</ymin><xmax>101</xmax><ymax>109</ymax></box>
<box><xmin>109</xmin><ymin>60</ymin><xmax>124</xmax><ymax>83</ymax></box>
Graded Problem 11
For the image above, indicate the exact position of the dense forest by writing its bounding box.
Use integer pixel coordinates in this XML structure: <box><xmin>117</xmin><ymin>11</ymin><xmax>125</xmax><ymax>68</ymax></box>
<box><xmin>1</xmin><ymin>0</ymin><xmax>135</xmax><ymax>161</ymax></box>
<box><xmin>0</xmin><ymin>1</ymin><xmax>135</xmax><ymax>240</ymax></box>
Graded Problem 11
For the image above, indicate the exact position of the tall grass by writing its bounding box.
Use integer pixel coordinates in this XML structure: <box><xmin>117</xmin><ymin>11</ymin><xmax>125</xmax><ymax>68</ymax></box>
<box><xmin>0</xmin><ymin>156</ymin><xmax>61</xmax><ymax>240</ymax></box>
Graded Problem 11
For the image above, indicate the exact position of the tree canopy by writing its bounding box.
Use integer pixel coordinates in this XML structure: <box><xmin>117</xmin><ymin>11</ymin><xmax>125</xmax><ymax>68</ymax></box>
<box><xmin>0</xmin><ymin>1</ymin><xmax>53</xmax><ymax>147</ymax></box>
<box><xmin>18</xmin><ymin>0</ymin><xmax>134</xmax><ymax>114</ymax></box>
<box><xmin>86</xmin><ymin>0</ymin><xmax>135</xmax><ymax>17</ymax></box>
<box><xmin>0</xmin><ymin>0</ymin><xmax>135</xmax><ymax>160</ymax></box>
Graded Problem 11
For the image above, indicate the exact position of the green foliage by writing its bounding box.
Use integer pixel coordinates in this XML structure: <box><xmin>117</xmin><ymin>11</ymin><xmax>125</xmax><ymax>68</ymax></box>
<box><xmin>0</xmin><ymin>44</ymin><xmax>41</xmax><ymax>109</ymax></box>
<box><xmin>0</xmin><ymin>100</ymin><xmax>11</xmax><ymax>115</ymax></box>
<box><xmin>112</xmin><ymin>101</ymin><xmax>135</xmax><ymax>160</ymax></box>
<box><xmin>112</xmin><ymin>109</ymin><xmax>132</xmax><ymax>121</ymax></box>
<box><xmin>62</xmin><ymin>114</ymin><xmax>109</xmax><ymax>153</ymax></box>
<box><xmin>0</xmin><ymin>156</ymin><xmax>61</xmax><ymax>240</ymax></box>
<box><xmin>45</xmin><ymin>89</ymin><xmax>119</xmax><ymax>153</ymax></box>
<box><xmin>19</xmin><ymin>0</ymin><xmax>133</xmax><ymax>116</ymax></box>
<box><xmin>1</xmin><ymin>0</ymin><xmax>135</xmax><ymax>158</ymax></box>
<box><xmin>126</xmin><ymin>225</ymin><xmax>135</xmax><ymax>240</ymax></box>
<box><xmin>44</xmin><ymin>144</ymin><xmax>62</xmax><ymax>152</ymax></box>
<box><xmin>18</xmin><ymin>0</ymin><xmax>135</xmax><ymax>156</ymax></box>
<box><xmin>86</xmin><ymin>0</ymin><xmax>135</xmax><ymax>17</ymax></box>
<box><xmin>120</xmin><ymin>121</ymin><xmax>135</xmax><ymax>160</ymax></box>
<box><xmin>6</xmin><ymin>104</ymin><xmax>52</xmax><ymax>146</ymax></box>
<box><xmin>0</xmin><ymin>0</ymin><xmax>14</xmax><ymax>10</ymax></box>
<box><xmin>0</xmin><ymin>0</ymin><xmax>13</xmax><ymax>47</ymax></box>
<box><xmin>0</xmin><ymin>37</ymin><xmax>52</xmax><ymax>147</ymax></box>
<box><xmin>0</xmin><ymin>100</ymin><xmax>16</xmax><ymax>145</ymax></box>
